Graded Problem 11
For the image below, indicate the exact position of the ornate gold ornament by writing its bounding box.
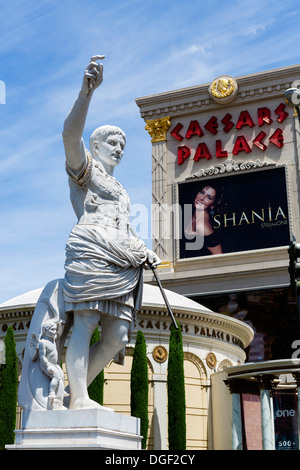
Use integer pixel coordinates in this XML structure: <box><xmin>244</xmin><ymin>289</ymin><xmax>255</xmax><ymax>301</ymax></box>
<box><xmin>145</xmin><ymin>116</ymin><xmax>171</xmax><ymax>142</ymax></box>
<box><xmin>209</xmin><ymin>76</ymin><xmax>238</xmax><ymax>104</ymax></box>
<box><xmin>206</xmin><ymin>352</ymin><xmax>217</xmax><ymax>369</ymax></box>
<box><xmin>152</xmin><ymin>345</ymin><xmax>168</xmax><ymax>363</ymax></box>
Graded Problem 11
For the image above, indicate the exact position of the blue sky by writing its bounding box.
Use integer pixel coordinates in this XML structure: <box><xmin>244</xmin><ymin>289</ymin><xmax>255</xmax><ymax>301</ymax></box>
<box><xmin>1</xmin><ymin>0</ymin><xmax>300</xmax><ymax>304</ymax></box>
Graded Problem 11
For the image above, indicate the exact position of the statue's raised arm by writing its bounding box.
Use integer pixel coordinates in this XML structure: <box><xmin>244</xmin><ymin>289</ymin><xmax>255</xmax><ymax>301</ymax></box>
<box><xmin>62</xmin><ymin>55</ymin><xmax>105</xmax><ymax>173</ymax></box>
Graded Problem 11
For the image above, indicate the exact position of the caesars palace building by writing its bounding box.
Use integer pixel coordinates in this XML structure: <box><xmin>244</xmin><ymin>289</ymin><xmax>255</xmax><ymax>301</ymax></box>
<box><xmin>2</xmin><ymin>64</ymin><xmax>300</xmax><ymax>451</ymax></box>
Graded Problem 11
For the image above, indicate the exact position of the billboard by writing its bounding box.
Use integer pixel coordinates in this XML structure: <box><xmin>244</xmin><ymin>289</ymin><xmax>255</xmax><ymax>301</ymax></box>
<box><xmin>177</xmin><ymin>166</ymin><xmax>290</xmax><ymax>259</ymax></box>
<box><xmin>273</xmin><ymin>390</ymin><xmax>298</xmax><ymax>451</ymax></box>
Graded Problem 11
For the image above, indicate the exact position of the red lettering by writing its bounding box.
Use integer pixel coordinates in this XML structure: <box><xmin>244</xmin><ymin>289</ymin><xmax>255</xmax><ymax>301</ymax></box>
<box><xmin>258</xmin><ymin>107</ymin><xmax>272</xmax><ymax>126</ymax></box>
<box><xmin>232</xmin><ymin>135</ymin><xmax>251</xmax><ymax>155</ymax></box>
<box><xmin>269</xmin><ymin>128</ymin><xmax>284</xmax><ymax>148</ymax></box>
<box><xmin>204</xmin><ymin>116</ymin><xmax>218</xmax><ymax>135</ymax></box>
<box><xmin>221</xmin><ymin>113</ymin><xmax>234</xmax><ymax>133</ymax></box>
<box><xmin>275</xmin><ymin>103</ymin><xmax>289</xmax><ymax>123</ymax></box>
<box><xmin>178</xmin><ymin>146</ymin><xmax>191</xmax><ymax>165</ymax></box>
<box><xmin>173</xmin><ymin>102</ymin><xmax>287</xmax><ymax>164</ymax></box>
<box><xmin>253</xmin><ymin>131</ymin><xmax>267</xmax><ymax>151</ymax></box>
<box><xmin>216</xmin><ymin>140</ymin><xmax>228</xmax><ymax>158</ymax></box>
<box><xmin>236</xmin><ymin>110</ymin><xmax>255</xmax><ymax>129</ymax></box>
<box><xmin>170</xmin><ymin>122</ymin><xmax>184</xmax><ymax>141</ymax></box>
<box><xmin>194</xmin><ymin>143</ymin><xmax>212</xmax><ymax>161</ymax></box>
<box><xmin>185</xmin><ymin>120</ymin><xmax>204</xmax><ymax>139</ymax></box>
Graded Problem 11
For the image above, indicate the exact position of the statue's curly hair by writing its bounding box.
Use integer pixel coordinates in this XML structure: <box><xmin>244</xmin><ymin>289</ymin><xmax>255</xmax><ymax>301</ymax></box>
<box><xmin>89</xmin><ymin>125</ymin><xmax>126</xmax><ymax>151</ymax></box>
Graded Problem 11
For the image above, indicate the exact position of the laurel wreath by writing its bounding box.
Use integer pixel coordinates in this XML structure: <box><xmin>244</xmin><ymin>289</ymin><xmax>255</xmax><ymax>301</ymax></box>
<box><xmin>211</xmin><ymin>79</ymin><xmax>235</xmax><ymax>99</ymax></box>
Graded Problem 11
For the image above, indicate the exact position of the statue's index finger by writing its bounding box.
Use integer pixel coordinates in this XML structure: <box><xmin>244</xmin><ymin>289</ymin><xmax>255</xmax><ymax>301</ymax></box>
<box><xmin>91</xmin><ymin>55</ymin><xmax>105</xmax><ymax>62</ymax></box>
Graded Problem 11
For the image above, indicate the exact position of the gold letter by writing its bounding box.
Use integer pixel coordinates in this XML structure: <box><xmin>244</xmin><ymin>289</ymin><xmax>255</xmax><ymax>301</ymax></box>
<box><xmin>238</xmin><ymin>212</ymin><xmax>250</xmax><ymax>225</ymax></box>
<box><xmin>251</xmin><ymin>209</ymin><xmax>265</xmax><ymax>223</ymax></box>
<box><xmin>224</xmin><ymin>213</ymin><xmax>236</xmax><ymax>227</ymax></box>
<box><xmin>275</xmin><ymin>206</ymin><xmax>287</xmax><ymax>220</ymax></box>
<box><xmin>213</xmin><ymin>214</ymin><xmax>221</xmax><ymax>229</ymax></box>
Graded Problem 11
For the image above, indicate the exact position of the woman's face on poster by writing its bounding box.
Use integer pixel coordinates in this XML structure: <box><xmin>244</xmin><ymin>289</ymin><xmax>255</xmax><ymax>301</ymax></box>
<box><xmin>194</xmin><ymin>186</ymin><xmax>216</xmax><ymax>211</ymax></box>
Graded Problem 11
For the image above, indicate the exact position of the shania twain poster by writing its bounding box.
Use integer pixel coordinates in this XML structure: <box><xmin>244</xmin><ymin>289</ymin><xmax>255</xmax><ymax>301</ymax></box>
<box><xmin>178</xmin><ymin>166</ymin><xmax>290</xmax><ymax>259</ymax></box>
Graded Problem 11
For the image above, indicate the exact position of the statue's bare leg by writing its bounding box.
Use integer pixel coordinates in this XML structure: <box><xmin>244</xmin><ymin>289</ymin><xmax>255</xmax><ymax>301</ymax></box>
<box><xmin>66</xmin><ymin>309</ymin><xmax>101</xmax><ymax>409</ymax></box>
<box><xmin>87</xmin><ymin>316</ymin><xmax>130</xmax><ymax>386</ymax></box>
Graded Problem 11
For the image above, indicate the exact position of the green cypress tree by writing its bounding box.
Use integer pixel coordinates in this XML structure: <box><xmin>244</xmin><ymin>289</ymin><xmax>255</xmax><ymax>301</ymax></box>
<box><xmin>0</xmin><ymin>327</ymin><xmax>18</xmax><ymax>449</ymax></box>
<box><xmin>88</xmin><ymin>328</ymin><xmax>104</xmax><ymax>405</ymax></box>
<box><xmin>131</xmin><ymin>330</ymin><xmax>148</xmax><ymax>449</ymax></box>
<box><xmin>167</xmin><ymin>322</ymin><xmax>186</xmax><ymax>450</ymax></box>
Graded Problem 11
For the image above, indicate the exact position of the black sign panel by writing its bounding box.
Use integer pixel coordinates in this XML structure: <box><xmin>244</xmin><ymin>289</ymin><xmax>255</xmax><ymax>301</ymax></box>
<box><xmin>273</xmin><ymin>390</ymin><xmax>298</xmax><ymax>450</ymax></box>
<box><xmin>178</xmin><ymin>166</ymin><xmax>290</xmax><ymax>259</ymax></box>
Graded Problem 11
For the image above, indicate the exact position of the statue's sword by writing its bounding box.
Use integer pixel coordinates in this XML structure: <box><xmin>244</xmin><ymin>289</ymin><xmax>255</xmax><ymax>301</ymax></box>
<box><xmin>130</xmin><ymin>226</ymin><xmax>178</xmax><ymax>329</ymax></box>
<box><xmin>149</xmin><ymin>264</ymin><xmax>178</xmax><ymax>330</ymax></box>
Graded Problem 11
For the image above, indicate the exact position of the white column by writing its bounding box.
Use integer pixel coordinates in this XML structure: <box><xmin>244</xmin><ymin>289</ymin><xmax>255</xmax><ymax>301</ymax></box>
<box><xmin>144</xmin><ymin>116</ymin><xmax>171</xmax><ymax>262</ymax></box>
<box><xmin>152</xmin><ymin>374</ymin><xmax>168</xmax><ymax>450</ymax></box>
<box><xmin>151</xmin><ymin>141</ymin><xmax>168</xmax><ymax>261</ymax></box>
<box><xmin>258</xmin><ymin>375</ymin><xmax>275</xmax><ymax>450</ymax></box>
<box><xmin>225</xmin><ymin>379</ymin><xmax>243</xmax><ymax>450</ymax></box>
<box><xmin>232</xmin><ymin>392</ymin><xmax>243</xmax><ymax>450</ymax></box>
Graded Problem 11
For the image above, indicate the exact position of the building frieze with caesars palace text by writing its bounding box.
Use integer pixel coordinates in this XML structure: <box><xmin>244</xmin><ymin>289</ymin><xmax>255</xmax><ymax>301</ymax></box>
<box><xmin>1</xmin><ymin>317</ymin><xmax>245</xmax><ymax>350</ymax></box>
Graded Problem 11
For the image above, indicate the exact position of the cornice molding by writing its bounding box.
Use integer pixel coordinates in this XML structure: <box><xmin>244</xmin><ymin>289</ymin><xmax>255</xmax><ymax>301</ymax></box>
<box><xmin>0</xmin><ymin>309</ymin><xmax>34</xmax><ymax>320</ymax></box>
<box><xmin>0</xmin><ymin>302</ymin><xmax>253</xmax><ymax>350</ymax></box>
<box><xmin>183</xmin><ymin>159</ymin><xmax>275</xmax><ymax>181</ymax></box>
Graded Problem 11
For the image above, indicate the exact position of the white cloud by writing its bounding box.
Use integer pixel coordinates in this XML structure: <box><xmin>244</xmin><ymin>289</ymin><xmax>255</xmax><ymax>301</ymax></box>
<box><xmin>244</xmin><ymin>24</ymin><xmax>268</xmax><ymax>36</ymax></box>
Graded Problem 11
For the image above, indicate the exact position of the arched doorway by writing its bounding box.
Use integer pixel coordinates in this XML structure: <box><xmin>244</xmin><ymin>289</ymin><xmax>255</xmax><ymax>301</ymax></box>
<box><xmin>184</xmin><ymin>352</ymin><xmax>208</xmax><ymax>450</ymax></box>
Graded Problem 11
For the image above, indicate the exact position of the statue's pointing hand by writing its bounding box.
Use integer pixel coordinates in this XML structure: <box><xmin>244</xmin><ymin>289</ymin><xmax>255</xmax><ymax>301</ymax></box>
<box><xmin>83</xmin><ymin>55</ymin><xmax>105</xmax><ymax>95</ymax></box>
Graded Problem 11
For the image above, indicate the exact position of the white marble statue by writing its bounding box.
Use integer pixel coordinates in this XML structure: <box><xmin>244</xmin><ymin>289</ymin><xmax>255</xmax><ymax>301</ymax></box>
<box><xmin>30</xmin><ymin>321</ymin><xmax>66</xmax><ymax>410</ymax></box>
<box><xmin>61</xmin><ymin>55</ymin><xmax>160</xmax><ymax>410</ymax></box>
<box><xmin>18</xmin><ymin>56</ymin><xmax>160</xmax><ymax>412</ymax></box>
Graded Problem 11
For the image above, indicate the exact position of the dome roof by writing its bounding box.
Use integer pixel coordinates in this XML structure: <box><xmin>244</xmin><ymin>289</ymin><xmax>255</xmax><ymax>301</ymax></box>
<box><xmin>0</xmin><ymin>283</ymin><xmax>212</xmax><ymax>314</ymax></box>
<box><xmin>142</xmin><ymin>283</ymin><xmax>212</xmax><ymax>314</ymax></box>
<box><xmin>0</xmin><ymin>287</ymin><xmax>43</xmax><ymax>311</ymax></box>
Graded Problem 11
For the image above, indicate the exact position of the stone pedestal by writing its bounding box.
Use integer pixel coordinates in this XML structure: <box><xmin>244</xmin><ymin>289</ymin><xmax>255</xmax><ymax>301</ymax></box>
<box><xmin>6</xmin><ymin>409</ymin><xmax>142</xmax><ymax>450</ymax></box>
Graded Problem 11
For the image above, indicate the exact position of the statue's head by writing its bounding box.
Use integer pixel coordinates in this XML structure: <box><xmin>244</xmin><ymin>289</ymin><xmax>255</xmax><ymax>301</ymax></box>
<box><xmin>89</xmin><ymin>125</ymin><xmax>126</xmax><ymax>169</ymax></box>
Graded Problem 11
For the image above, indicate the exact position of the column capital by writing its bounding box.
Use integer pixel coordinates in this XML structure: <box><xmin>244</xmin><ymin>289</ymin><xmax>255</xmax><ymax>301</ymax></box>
<box><xmin>145</xmin><ymin>116</ymin><xmax>171</xmax><ymax>142</ymax></box>
<box><xmin>224</xmin><ymin>378</ymin><xmax>245</xmax><ymax>394</ymax></box>
<box><xmin>257</xmin><ymin>374</ymin><xmax>279</xmax><ymax>391</ymax></box>
<box><xmin>293</xmin><ymin>372</ymin><xmax>300</xmax><ymax>387</ymax></box>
